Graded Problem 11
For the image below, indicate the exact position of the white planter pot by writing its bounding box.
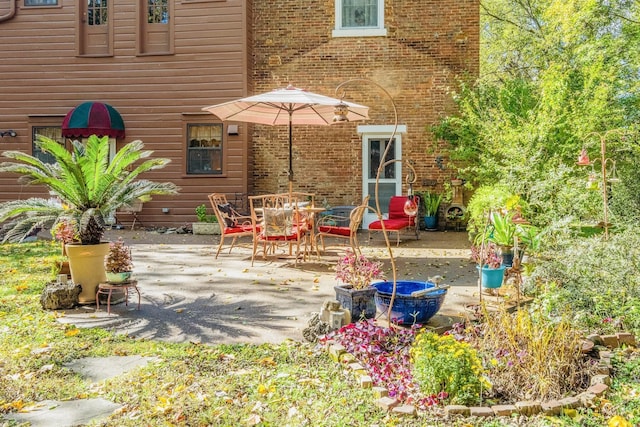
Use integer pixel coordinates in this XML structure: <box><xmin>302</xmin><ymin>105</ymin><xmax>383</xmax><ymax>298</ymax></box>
<box><xmin>192</xmin><ymin>222</ymin><xmax>220</xmax><ymax>235</ymax></box>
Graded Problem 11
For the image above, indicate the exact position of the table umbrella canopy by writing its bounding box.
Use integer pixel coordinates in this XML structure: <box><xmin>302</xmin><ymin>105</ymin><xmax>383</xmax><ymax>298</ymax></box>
<box><xmin>62</xmin><ymin>101</ymin><xmax>126</xmax><ymax>139</ymax></box>
<box><xmin>202</xmin><ymin>85</ymin><xmax>369</xmax><ymax>186</ymax></box>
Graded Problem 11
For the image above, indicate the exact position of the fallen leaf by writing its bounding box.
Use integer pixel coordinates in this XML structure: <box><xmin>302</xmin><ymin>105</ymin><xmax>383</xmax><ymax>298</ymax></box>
<box><xmin>257</xmin><ymin>357</ymin><xmax>276</xmax><ymax>366</ymax></box>
<box><xmin>64</xmin><ymin>328</ymin><xmax>80</xmax><ymax>337</ymax></box>
<box><xmin>245</xmin><ymin>414</ymin><xmax>261</xmax><ymax>426</ymax></box>
<box><xmin>608</xmin><ymin>416</ymin><xmax>632</xmax><ymax>427</ymax></box>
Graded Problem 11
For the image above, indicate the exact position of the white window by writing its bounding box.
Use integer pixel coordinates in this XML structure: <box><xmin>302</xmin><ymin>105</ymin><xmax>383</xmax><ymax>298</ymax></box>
<box><xmin>333</xmin><ymin>0</ymin><xmax>387</xmax><ymax>38</ymax></box>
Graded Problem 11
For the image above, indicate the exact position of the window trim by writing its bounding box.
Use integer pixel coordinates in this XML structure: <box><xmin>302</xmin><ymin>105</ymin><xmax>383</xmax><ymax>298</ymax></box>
<box><xmin>333</xmin><ymin>0</ymin><xmax>387</xmax><ymax>38</ymax></box>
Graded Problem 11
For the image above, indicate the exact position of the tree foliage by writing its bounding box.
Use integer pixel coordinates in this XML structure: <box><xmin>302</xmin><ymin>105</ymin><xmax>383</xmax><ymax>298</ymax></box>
<box><xmin>434</xmin><ymin>0</ymin><xmax>640</xmax><ymax>226</ymax></box>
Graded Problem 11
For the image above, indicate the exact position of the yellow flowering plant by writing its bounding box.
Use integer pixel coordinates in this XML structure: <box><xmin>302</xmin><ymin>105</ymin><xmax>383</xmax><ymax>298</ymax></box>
<box><xmin>410</xmin><ymin>331</ymin><xmax>489</xmax><ymax>405</ymax></box>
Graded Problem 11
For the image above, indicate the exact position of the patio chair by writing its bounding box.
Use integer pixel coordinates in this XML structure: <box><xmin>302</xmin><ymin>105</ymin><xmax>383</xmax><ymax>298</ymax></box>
<box><xmin>368</xmin><ymin>195</ymin><xmax>420</xmax><ymax>246</ymax></box>
<box><xmin>116</xmin><ymin>199</ymin><xmax>143</xmax><ymax>230</ymax></box>
<box><xmin>208</xmin><ymin>193</ymin><xmax>254</xmax><ymax>258</ymax></box>
<box><xmin>248</xmin><ymin>193</ymin><xmax>308</xmax><ymax>266</ymax></box>
<box><xmin>316</xmin><ymin>196</ymin><xmax>369</xmax><ymax>255</ymax></box>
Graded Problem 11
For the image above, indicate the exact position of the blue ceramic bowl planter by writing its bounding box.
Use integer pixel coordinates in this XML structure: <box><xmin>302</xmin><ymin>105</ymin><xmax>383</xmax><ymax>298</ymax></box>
<box><xmin>372</xmin><ymin>281</ymin><xmax>447</xmax><ymax>325</ymax></box>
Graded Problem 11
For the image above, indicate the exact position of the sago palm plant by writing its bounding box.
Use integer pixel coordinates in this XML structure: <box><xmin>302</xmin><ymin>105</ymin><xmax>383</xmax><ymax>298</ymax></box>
<box><xmin>0</xmin><ymin>134</ymin><xmax>179</xmax><ymax>244</ymax></box>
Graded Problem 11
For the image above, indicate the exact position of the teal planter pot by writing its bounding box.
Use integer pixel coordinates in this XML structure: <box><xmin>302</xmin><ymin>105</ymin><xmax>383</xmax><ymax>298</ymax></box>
<box><xmin>477</xmin><ymin>265</ymin><xmax>506</xmax><ymax>289</ymax></box>
<box><xmin>423</xmin><ymin>215</ymin><xmax>438</xmax><ymax>230</ymax></box>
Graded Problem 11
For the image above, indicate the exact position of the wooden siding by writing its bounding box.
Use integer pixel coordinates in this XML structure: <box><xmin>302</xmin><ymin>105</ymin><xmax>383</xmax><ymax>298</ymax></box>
<box><xmin>0</xmin><ymin>0</ymin><xmax>252</xmax><ymax>227</ymax></box>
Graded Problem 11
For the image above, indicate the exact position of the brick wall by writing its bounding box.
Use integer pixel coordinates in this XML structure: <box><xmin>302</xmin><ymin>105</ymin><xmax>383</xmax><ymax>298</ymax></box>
<box><xmin>252</xmin><ymin>0</ymin><xmax>479</xmax><ymax>206</ymax></box>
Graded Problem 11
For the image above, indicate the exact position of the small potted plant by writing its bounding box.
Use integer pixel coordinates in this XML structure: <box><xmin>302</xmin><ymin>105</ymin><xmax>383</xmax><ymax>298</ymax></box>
<box><xmin>421</xmin><ymin>191</ymin><xmax>443</xmax><ymax>230</ymax></box>
<box><xmin>105</xmin><ymin>238</ymin><xmax>133</xmax><ymax>283</ymax></box>
<box><xmin>334</xmin><ymin>250</ymin><xmax>386</xmax><ymax>320</ymax></box>
<box><xmin>471</xmin><ymin>241</ymin><xmax>505</xmax><ymax>290</ymax></box>
<box><xmin>487</xmin><ymin>211</ymin><xmax>517</xmax><ymax>266</ymax></box>
<box><xmin>193</xmin><ymin>204</ymin><xmax>220</xmax><ymax>235</ymax></box>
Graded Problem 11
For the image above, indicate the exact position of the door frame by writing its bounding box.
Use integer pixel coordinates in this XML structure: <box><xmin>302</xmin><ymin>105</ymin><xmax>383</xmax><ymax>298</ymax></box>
<box><xmin>358</xmin><ymin>124</ymin><xmax>406</xmax><ymax>228</ymax></box>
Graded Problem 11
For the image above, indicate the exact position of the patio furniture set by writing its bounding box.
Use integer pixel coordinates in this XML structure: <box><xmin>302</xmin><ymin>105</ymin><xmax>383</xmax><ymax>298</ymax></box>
<box><xmin>208</xmin><ymin>192</ymin><xmax>420</xmax><ymax>265</ymax></box>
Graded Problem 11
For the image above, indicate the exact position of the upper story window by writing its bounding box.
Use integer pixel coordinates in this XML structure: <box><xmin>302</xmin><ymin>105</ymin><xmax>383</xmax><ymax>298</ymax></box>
<box><xmin>32</xmin><ymin>126</ymin><xmax>64</xmax><ymax>164</ymax></box>
<box><xmin>138</xmin><ymin>0</ymin><xmax>173</xmax><ymax>54</ymax></box>
<box><xmin>333</xmin><ymin>0</ymin><xmax>387</xmax><ymax>38</ymax></box>
<box><xmin>78</xmin><ymin>0</ymin><xmax>113</xmax><ymax>56</ymax></box>
<box><xmin>187</xmin><ymin>124</ymin><xmax>223</xmax><ymax>175</ymax></box>
<box><xmin>24</xmin><ymin>0</ymin><xmax>58</xmax><ymax>5</ymax></box>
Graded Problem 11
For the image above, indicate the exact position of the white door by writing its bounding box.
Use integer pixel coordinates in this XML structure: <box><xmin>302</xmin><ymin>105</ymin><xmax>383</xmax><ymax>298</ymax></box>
<box><xmin>359</xmin><ymin>125</ymin><xmax>406</xmax><ymax>228</ymax></box>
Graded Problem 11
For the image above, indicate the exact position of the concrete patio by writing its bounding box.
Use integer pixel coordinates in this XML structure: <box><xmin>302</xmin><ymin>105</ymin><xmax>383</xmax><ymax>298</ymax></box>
<box><xmin>55</xmin><ymin>229</ymin><xmax>481</xmax><ymax>344</ymax></box>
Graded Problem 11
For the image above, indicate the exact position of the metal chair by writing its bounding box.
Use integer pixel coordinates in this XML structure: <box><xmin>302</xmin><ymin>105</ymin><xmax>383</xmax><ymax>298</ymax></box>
<box><xmin>116</xmin><ymin>200</ymin><xmax>144</xmax><ymax>230</ymax></box>
<box><xmin>208</xmin><ymin>193</ymin><xmax>254</xmax><ymax>258</ymax></box>
<box><xmin>316</xmin><ymin>196</ymin><xmax>369</xmax><ymax>255</ymax></box>
<box><xmin>248</xmin><ymin>193</ymin><xmax>308</xmax><ymax>266</ymax></box>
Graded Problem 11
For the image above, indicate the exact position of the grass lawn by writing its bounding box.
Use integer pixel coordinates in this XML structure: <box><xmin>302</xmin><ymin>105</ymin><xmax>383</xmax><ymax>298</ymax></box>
<box><xmin>1</xmin><ymin>241</ymin><xmax>639</xmax><ymax>426</ymax></box>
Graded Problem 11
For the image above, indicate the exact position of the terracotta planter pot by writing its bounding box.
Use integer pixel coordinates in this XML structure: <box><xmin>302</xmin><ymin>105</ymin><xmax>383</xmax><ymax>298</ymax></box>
<box><xmin>65</xmin><ymin>242</ymin><xmax>109</xmax><ymax>304</ymax></box>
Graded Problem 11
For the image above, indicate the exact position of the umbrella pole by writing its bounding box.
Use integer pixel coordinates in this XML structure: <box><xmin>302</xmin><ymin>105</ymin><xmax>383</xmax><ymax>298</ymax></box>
<box><xmin>288</xmin><ymin>113</ymin><xmax>294</xmax><ymax>197</ymax></box>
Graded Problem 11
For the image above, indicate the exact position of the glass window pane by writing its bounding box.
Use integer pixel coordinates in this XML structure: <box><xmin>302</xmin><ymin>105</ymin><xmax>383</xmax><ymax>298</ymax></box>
<box><xmin>187</xmin><ymin>124</ymin><xmax>223</xmax><ymax>175</ymax></box>
<box><xmin>32</xmin><ymin>127</ymin><xmax>64</xmax><ymax>164</ymax></box>
<box><xmin>148</xmin><ymin>0</ymin><xmax>169</xmax><ymax>24</ymax></box>
<box><xmin>367</xmin><ymin>183</ymin><xmax>396</xmax><ymax>215</ymax></box>
<box><xmin>25</xmin><ymin>0</ymin><xmax>58</xmax><ymax>5</ymax></box>
<box><xmin>342</xmin><ymin>0</ymin><xmax>378</xmax><ymax>28</ymax></box>
<box><xmin>368</xmin><ymin>138</ymin><xmax>395</xmax><ymax>179</ymax></box>
<box><xmin>88</xmin><ymin>0</ymin><xmax>108</xmax><ymax>25</ymax></box>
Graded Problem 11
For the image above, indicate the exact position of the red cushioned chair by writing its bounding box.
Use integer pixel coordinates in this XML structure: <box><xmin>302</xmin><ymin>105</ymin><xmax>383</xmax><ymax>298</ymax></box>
<box><xmin>368</xmin><ymin>195</ymin><xmax>420</xmax><ymax>246</ymax></box>
<box><xmin>208</xmin><ymin>193</ymin><xmax>254</xmax><ymax>258</ymax></box>
<box><xmin>248</xmin><ymin>193</ymin><xmax>308</xmax><ymax>266</ymax></box>
<box><xmin>316</xmin><ymin>196</ymin><xmax>369</xmax><ymax>256</ymax></box>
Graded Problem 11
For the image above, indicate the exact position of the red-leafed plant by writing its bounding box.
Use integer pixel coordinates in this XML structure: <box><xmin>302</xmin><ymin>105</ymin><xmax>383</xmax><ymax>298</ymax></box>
<box><xmin>335</xmin><ymin>250</ymin><xmax>385</xmax><ymax>289</ymax></box>
<box><xmin>320</xmin><ymin>320</ymin><xmax>448</xmax><ymax>409</ymax></box>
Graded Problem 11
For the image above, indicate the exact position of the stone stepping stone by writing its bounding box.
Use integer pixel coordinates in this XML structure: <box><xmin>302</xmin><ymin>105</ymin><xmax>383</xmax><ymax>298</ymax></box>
<box><xmin>64</xmin><ymin>355</ymin><xmax>159</xmax><ymax>383</ymax></box>
<box><xmin>3</xmin><ymin>398</ymin><xmax>122</xmax><ymax>427</ymax></box>
<box><xmin>2</xmin><ymin>356</ymin><xmax>157</xmax><ymax>426</ymax></box>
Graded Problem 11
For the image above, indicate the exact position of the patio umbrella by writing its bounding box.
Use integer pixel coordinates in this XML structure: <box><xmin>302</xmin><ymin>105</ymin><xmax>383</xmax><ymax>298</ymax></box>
<box><xmin>202</xmin><ymin>84</ymin><xmax>369</xmax><ymax>193</ymax></box>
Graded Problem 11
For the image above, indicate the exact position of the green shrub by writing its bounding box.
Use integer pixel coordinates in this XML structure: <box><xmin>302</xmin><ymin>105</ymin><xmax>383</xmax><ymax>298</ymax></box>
<box><xmin>530</xmin><ymin>225</ymin><xmax>640</xmax><ymax>336</ymax></box>
<box><xmin>195</xmin><ymin>204</ymin><xmax>218</xmax><ymax>223</ymax></box>
<box><xmin>410</xmin><ymin>331</ymin><xmax>486</xmax><ymax>405</ymax></box>
<box><xmin>465</xmin><ymin>185</ymin><xmax>518</xmax><ymax>236</ymax></box>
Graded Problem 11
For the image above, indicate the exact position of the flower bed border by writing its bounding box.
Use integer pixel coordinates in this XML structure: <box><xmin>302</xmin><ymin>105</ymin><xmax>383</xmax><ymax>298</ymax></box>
<box><xmin>323</xmin><ymin>331</ymin><xmax>637</xmax><ymax>419</ymax></box>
